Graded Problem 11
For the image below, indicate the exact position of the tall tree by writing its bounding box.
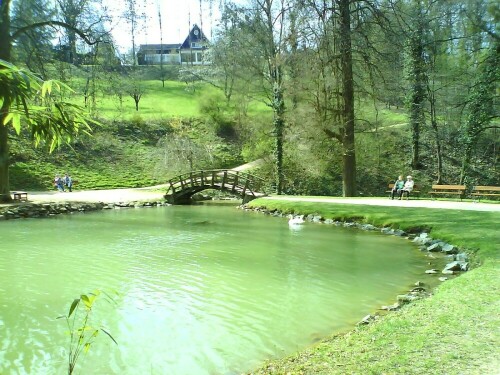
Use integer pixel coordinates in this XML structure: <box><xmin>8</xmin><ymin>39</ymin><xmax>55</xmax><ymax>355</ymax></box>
<box><xmin>0</xmin><ymin>0</ymin><xmax>13</xmax><ymax>202</ymax></box>
<box><xmin>337</xmin><ymin>0</ymin><xmax>356</xmax><ymax>196</ymax></box>
<box><xmin>459</xmin><ymin>40</ymin><xmax>500</xmax><ymax>184</ymax></box>
<box><xmin>157</xmin><ymin>2</ymin><xmax>165</xmax><ymax>87</ymax></box>
<box><xmin>10</xmin><ymin>0</ymin><xmax>55</xmax><ymax>77</ymax></box>
<box><xmin>56</xmin><ymin>0</ymin><xmax>95</xmax><ymax>64</ymax></box>
<box><xmin>0</xmin><ymin>0</ymin><xmax>97</xmax><ymax>201</ymax></box>
<box><xmin>122</xmin><ymin>0</ymin><xmax>146</xmax><ymax>66</ymax></box>
<box><xmin>204</xmin><ymin>2</ymin><xmax>242</xmax><ymax>102</ymax></box>
<box><xmin>403</xmin><ymin>0</ymin><xmax>427</xmax><ymax>170</ymax></box>
<box><xmin>216</xmin><ymin>0</ymin><xmax>291</xmax><ymax>194</ymax></box>
<box><xmin>300</xmin><ymin>0</ymin><xmax>363</xmax><ymax>196</ymax></box>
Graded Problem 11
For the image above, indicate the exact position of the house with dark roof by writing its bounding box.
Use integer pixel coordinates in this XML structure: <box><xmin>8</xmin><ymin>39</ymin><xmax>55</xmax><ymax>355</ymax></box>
<box><xmin>137</xmin><ymin>24</ymin><xmax>209</xmax><ymax>65</ymax></box>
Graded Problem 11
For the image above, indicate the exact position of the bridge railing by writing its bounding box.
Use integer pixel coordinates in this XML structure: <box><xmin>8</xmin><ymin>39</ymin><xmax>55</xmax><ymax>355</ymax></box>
<box><xmin>165</xmin><ymin>169</ymin><xmax>269</xmax><ymax>198</ymax></box>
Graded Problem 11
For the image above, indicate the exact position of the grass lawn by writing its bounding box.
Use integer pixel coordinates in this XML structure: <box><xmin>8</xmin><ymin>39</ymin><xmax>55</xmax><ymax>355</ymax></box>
<box><xmin>66</xmin><ymin>79</ymin><xmax>272</xmax><ymax>121</ymax></box>
<box><xmin>91</xmin><ymin>80</ymin><xmax>204</xmax><ymax>119</ymax></box>
<box><xmin>246</xmin><ymin>198</ymin><xmax>500</xmax><ymax>375</ymax></box>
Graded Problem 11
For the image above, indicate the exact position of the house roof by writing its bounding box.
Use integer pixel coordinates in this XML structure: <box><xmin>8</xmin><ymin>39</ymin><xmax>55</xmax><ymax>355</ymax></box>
<box><xmin>138</xmin><ymin>24</ymin><xmax>209</xmax><ymax>54</ymax></box>
<box><xmin>180</xmin><ymin>24</ymin><xmax>209</xmax><ymax>49</ymax></box>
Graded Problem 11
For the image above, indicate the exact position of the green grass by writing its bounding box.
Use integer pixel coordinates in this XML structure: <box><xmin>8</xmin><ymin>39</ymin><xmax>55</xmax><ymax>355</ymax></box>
<box><xmin>246</xmin><ymin>198</ymin><xmax>500</xmax><ymax>374</ymax></box>
<box><xmin>65</xmin><ymin>78</ymin><xmax>272</xmax><ymax>121</ymax></box>
<box><xmin>89</xmin><ymin>80</ymin><xmax>204</xmax><ymax>119</ymax></box>
<box><xmin>355</xmin><ymin>99</ymin><xmax>408</xmax><ymax>128</ymax></box>
<box><xmin>9</xmin><ymin>132</ymin><xmax>161</xmax><ymax>191</ymax></box>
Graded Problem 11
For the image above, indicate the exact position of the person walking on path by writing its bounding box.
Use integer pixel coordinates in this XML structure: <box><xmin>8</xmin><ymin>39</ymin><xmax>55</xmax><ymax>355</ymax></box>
<box><xmin>64</xmin><ymin>173</ymin><xmax>73</xmax><ymax>192</ymax></box>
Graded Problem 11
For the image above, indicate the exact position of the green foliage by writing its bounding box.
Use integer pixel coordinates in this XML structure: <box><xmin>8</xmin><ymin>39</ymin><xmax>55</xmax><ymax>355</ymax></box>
<box><xmin>58</xmin><ymin>290</ymin><xmax>117</xmax><ymax>375</ymax></box>
<box><xmin>0</xmin><ymin>59</ymin><xmax>95</xmax><ymax>151</ymax></box>
<box><xmin>198</xmin><ymin>90</ymin><xmax>237</xmax><ymax>138</ymax></box>
<box><xmin>460</xmin><ymin>41</ymin><xmax>500</xmax><ymax>183</ymax></box>
<box><xmin>9</xmin><ymin>125</ymin><xmax>160</xmax><ymax>190</ymax></box>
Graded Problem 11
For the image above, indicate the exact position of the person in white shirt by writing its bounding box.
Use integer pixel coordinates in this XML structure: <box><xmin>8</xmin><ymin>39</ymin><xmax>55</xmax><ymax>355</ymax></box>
<box><xmin>399</xmin><ymin>175</ymin><xmax>414</xmax><ymax>200</ymax></box>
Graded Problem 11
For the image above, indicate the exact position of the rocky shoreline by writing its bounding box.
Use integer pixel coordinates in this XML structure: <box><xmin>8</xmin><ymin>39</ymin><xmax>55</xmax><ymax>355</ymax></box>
<box><xmin>0</xmin><ymin>200</ymin><xmax>170</xmax><ymax>220</ymax></box>
<box><xmin>239</xmin><ymin>204</ymin><xmax>471</xmax><ymax>325</ymax></box>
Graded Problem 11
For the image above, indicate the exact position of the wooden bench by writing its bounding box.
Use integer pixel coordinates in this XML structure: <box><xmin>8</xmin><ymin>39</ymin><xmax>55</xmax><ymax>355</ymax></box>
<box><xmin>471</xmin><ymin>186</ymin><xmax>500</xmax><ymax>201</ymax></box>
<box><xmin>428</xmin><ymin>185</ymin><xmax>466</xmax><ymax>201</ymax></box>
<box><xmin>386</xmin><ymin>183</ymin><xmax>420</xmax><ymax>200</ymax></box>
<box><xmin>12</xmin><ymin>191</ymin><xmax>28</xmax><ymax>201</ymax></box>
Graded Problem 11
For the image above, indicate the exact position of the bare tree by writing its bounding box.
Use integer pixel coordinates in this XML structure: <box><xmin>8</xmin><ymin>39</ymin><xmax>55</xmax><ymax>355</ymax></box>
<box><xmin>122</xmin><ymin>0</ymin><xmax>146</xmax><ymax>66</ymax></box>
<box><xmin>157</xmin><ymin>1</ymin><xmax>166</xmax><ymax>87</ymax></box>
<box><xmin>299</xmin><ymin>0</ymin><xmax>358</xmax><ymax>196</ymax></box>
<box><xmin>214</xmin><ymin>0</ymin><xmax>291</xmax><ymax>194</ymax></box>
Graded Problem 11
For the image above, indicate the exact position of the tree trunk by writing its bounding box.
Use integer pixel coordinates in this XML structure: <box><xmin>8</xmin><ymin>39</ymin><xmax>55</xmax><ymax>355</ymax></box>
<box><xmin>433</xmin><ymin>122</ymin><xmax>443</xmax><ymax>184</ymax></box>
<box><xmin>68</xmin><ymin>31</ymin><xmax>77</xmax><ymax>64</ymax></box>
<box><xmin>0</xmin><ymin>118</ymin><xmax>10</xmax><ymax>202</ymax></box>
<box><xmin>273</xmin><ymin>82</ymin><xmax>285</xmax><ymax>195</ymax></box>
<box><xmin>428</xmin><ymin>90</ymin><xmax>442</xmax><ymax>184</ymax></box>
<box><xmin>406</xmin><ymin>2</ymin><xmax>426</xmax><ymax>170</ymax></box>
<box><xmin>0</xmin><ymin>0</ymin><xmax>12</xmax><ymax>202</ymax></box>
<box><xmin>459</xmin><ymin>148</ymin><xmax>472</xmax><ymax>185</ymax></box>
<box><xmin>339</xmin><ymin>0</ymin><xmax>356</xmax><ymax>197</ymax></box>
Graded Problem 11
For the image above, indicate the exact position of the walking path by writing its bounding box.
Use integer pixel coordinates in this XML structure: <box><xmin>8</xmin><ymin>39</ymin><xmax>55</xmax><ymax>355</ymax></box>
<box><xmin>6</xmin><ymin>188</ymin><xmax>499</xmax><ymax>212</ymax></box>
<box><xmin>262</xmin><ymin>196</ymin><xmax>500</xmax><ymax>212</ymax></box>
<box><xmin>25</xmin><ymin>187</ymin><xmax>166</xmax><ymax>204</ymax></box>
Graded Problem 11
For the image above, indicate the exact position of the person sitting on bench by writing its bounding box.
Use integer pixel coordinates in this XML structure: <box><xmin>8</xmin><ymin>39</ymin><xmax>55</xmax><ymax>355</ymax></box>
<box><xmin>391</xmin><ymin>175</ymin><xmax>405</xmax><ymax>200</ymax></box>
<box><xmin>399</xmin><ymin>175</ymin><xmax>414</xmax><ymax>200</ymax></box>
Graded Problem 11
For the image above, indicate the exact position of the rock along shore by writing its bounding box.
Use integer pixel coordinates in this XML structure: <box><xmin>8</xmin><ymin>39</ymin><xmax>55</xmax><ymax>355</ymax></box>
<box><xmin>0</xmin><ymin>200</ymin><xmax>170</xmax><ymax>220</ymax></box>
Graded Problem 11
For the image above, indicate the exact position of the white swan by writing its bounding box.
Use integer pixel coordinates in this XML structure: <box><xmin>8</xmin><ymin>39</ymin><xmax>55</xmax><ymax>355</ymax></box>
<box><xmin>288</xmin><ymin>215</ymin><xmax>305</xmax><ymax>226</ymax></box>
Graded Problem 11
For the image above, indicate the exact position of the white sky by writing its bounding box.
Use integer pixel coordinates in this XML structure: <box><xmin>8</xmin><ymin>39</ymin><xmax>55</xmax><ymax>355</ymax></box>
<box><xmin>104</xmin><ymin>0</ymin><xmax>220</xmax><ymax>53</ymax></box>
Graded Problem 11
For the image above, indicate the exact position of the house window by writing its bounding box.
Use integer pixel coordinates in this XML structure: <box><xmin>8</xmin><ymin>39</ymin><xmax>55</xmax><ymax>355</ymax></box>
<box><xmin>191</xmin><ymin>42</ymin><xmax>202</xmax><ymax>48</ymax></box>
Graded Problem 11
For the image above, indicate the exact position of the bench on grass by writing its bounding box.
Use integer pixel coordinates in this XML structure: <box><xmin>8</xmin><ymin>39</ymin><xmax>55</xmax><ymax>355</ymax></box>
<box><xmin>428</xmin><ymin>185</ymin><xmax>466</xmax><ymax>201</ymax></box>
<box><xmin>12</xmin><ymin>191</ymin><xmax>28</xmax><ymax>201</ymax></box>
<box><xmin>386</xmin><ymin>183</ymin><xmax>421</xmax><ymax>200</ymax></box>
<box><xmin>471</xmin><ymin>185</ymin><xmax>500</xmax><ymax>201</ymax></box>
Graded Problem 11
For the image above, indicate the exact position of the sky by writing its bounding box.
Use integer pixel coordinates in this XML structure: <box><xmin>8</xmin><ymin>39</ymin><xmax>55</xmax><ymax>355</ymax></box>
<box><xmin>103</xmin><ymin>0</ymin><xmax>220</xmax><ymax>53</ymax></box>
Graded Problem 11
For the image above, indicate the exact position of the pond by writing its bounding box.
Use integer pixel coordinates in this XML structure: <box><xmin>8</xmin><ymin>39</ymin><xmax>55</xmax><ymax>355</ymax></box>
<box><xmin>0</xmin><ymin>204</ymin><xmax>427</xmax><ymax>374</ymax></box>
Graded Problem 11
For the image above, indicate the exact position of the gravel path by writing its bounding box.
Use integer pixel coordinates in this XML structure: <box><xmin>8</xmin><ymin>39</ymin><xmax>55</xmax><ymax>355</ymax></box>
<box><xmin>261</xmin><ymin>196</ymin><xmax>500</xmax><ymax>212</ymax></box>
<box><xmin>12</xmin><ymin>188</ymin><xmax>499</xmax><ymax>212</ymax></box>
<box><xmin>25</xmin><ymin>187</ymin><xmax>167</xmax><ymax>204</ymax></box>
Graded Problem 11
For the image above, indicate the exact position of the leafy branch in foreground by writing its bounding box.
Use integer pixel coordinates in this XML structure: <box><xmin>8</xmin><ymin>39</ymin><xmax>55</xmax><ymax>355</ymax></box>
<box><xmin>1</xmin><ymin>59</ymin><xmax>98</xmax><ymax>201</ymax></box>
<box><xmin>1</xmin><ymin>59</ymin><xmax>95</xmax><ymax>151</ymax></box>
<box><xmin>58</xmin><ymin>290</ymin><xmax>117</xmax><ymax>375</ymax></box>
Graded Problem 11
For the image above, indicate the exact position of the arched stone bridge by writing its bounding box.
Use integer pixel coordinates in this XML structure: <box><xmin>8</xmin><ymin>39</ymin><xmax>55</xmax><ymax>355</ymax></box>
<box><xmin>164</xmin><ymin>169</ymin><xmax>269</xmax><ymax>204</ymax></box>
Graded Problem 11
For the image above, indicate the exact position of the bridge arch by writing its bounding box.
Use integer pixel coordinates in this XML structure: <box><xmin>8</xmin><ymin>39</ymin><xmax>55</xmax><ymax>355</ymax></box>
<box><xmin>164</xmin><ymin>169</ymin><xmax>268</xmax><ymax>204</ymax></box>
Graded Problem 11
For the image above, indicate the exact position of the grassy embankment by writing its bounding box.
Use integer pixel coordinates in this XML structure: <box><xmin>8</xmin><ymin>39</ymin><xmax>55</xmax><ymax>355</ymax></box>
<box><xmin>10</xmin><ymin>80</ymin><xmax>206</xmax><ymax>190</ymax></box>
<box><xmin>9</xmin><ymin>80</ymin><xmax>269</xmax><ymax>191</ymax></box>
<box><xmin>90</xmin><ymin>80</ymin><xmax>205</xmax><ymax>119</ymax></box>
<box><xmin>246</xmin><ymin>198</ymin><xmax>499</xmax><ymax>375</ymax></box>
<box><xmin>11</xmin><ymin>72</ymin><xmax>420</xmax><ymax>193</ymax></box>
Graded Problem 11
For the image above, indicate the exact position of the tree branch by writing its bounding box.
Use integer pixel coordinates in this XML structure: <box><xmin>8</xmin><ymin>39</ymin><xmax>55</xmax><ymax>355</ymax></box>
<box><xmin>12</xmin><ymin>21</ymin><xmax>98</xmax><ymax>45</ymax></box>
<box><xmin>323</xmin><ymin>128</ymin><xmax>342</xmax><ymax>142</ymax></box>
<box><xmin>472</xmin><ymin>125</ymin><xmax>500</xmax><ymax>136</ymax></box>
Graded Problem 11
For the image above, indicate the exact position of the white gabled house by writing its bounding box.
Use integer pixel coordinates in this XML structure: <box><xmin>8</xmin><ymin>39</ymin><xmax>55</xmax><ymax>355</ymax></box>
<box><xmin>137</xmin><ymin>24</ymin><xmax>209</xmax><ymax>65</ymax></box>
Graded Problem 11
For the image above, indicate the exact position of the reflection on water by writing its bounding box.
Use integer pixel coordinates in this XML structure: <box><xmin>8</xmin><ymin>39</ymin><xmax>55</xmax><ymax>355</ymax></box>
<box><xmin>0</xmin><ymin>205</ymin><xmax>426</xmax><ymax>374</ymax></box>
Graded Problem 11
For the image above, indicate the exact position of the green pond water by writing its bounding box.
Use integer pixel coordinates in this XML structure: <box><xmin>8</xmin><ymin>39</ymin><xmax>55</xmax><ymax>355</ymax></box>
<box><xmin>0</xmin><ymin>204</ymin><xmax>427</xmax><ymax>374</ymax></box>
